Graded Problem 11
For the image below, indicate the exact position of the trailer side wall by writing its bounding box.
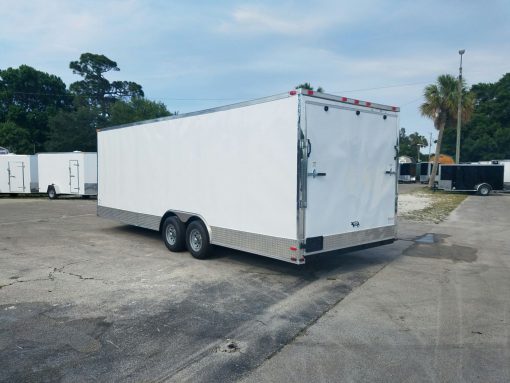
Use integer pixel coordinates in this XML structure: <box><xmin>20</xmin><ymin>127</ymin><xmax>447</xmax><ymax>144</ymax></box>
<box><xmin>98</xmin><ymin>96</ymin><xmax>299</xmax><ymax>242</ymax></box>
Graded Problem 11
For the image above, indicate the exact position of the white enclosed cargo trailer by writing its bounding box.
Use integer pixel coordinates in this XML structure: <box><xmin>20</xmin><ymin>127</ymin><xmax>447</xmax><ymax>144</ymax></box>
<box><xmin>97</xmin><ymin>89</ymin><xmax>399</xmax><ymax>264</ymax></box>
<box><xmin>38</xmin><ymin>152</ymin><xmax>97</xmax><ymax>198</ymax></box>
<box><xmin>0</xmin><ymin>154</ymin><xmax>38</xmax><ymax>194</ymax></box>
<box><xmin>478</xmin><ymin>160</ymin><xmax>510</xmax><ymax>190</ymax></box>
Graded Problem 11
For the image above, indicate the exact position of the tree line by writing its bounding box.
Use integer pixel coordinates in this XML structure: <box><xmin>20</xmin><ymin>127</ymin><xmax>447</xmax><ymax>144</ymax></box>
<box><xmin>0</xmin><ymin>53</ymin><xmax>171</xmax><ymax>153</ymax></box>
<box><xmin>1</xmin><ymin>55</ymin><xmax>509</xmax><ymax>165</ymax></box>
<box><xmin>420</xmin><ymin>73</ymin><xmax>510</xmax><ymax>186</ymax></box>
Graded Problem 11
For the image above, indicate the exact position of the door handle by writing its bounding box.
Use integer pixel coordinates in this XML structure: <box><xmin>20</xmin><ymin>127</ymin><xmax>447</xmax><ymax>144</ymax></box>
<box><xmin>385</xmin><ymin>170</ymin><xmax>396</xmax><ymax>175</ymax></box>
<box><xmin>307</xmin><ymin>139</ymin><xmax>312</xmax><ymax>158</ymax></box>
<box><xmin>307</xmin><ymin>169</ymin><xmax>326</xmax><ymax>178</ymax></box>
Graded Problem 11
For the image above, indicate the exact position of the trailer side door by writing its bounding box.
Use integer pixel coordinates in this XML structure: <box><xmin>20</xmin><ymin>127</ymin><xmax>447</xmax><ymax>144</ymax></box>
<box><xmin>8</xmin><ymin>161</ymin><xmax>25</xmax><ymax>192</ymax></box>
<box><xmin>69</xmin><ymin>160</ymin><xmax>80</xmax><ymax>194</ymax></box>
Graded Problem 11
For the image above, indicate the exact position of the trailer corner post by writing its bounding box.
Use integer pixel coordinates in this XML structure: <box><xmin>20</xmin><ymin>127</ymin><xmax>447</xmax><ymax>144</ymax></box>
<box><xmin>296</xmin><ymin>92</ymin><xmax>309</xmax><ymax>260</ymax></box>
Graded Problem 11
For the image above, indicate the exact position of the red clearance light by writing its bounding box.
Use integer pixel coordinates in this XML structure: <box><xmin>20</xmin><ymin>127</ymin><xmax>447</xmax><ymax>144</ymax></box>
<box><xmin>341</xmin><ymin>97</ymin><xmax>348</xmax><ymax>102</ymax></box>
<box><xmin>290</xmin><ymin>255</ymin><xmax>297</xmax><ymax>262</ymax></box>
<box><xmin>290</xmin><ymin>246</ymin><xmax>298</xmax><ymax>251</ymax></box>
<box><xmin>392</xmin><ymin>106</ymin><xmax>397</xmax><ymax>111</ymax></box>
<box><xmin>299</xmin><ymin>257</ymin><xmax>305</xmax><ymax>263</ymax></box>
<box><xmin>365</xmin><ymin>101</ymin><xmax>371</xmax><ymax>107</ymax></box>
<box><xmin>307</xmin><ymin>90</ymin><xmax>314</xmax><ymax>95</ymax></box>
<box><xmin>354</xmin><ymin>99</ymin><xmax>360</xmax><ymax>105</ymax></box>
<box><xmin>289</xmin><ymin>90</ymin><xmax>297</xmax><ymax>95</ymax></box>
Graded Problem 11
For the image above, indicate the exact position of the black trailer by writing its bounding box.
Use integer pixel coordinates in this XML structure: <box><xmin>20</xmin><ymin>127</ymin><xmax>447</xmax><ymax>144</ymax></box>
<box><xmin>417</xmin><ymin>162</ymin><xmax>438</xmax><ymax>184</ymax></box>
<box><xmin>437</xmin><ymin>164</ymin><xmax>504</xmax><ymax>196</ymax></box>
<box><xmin>398</xmin><ymin>163</ymin><xmax>417</xmax><ymax>183</ymax></box>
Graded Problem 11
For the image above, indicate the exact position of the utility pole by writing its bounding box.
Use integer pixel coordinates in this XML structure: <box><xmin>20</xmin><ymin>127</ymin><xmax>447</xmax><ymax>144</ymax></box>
<box><xmin>455</xmin><ymin>49</ymin><xmax>465</xmax><ymax>163</ymax></box>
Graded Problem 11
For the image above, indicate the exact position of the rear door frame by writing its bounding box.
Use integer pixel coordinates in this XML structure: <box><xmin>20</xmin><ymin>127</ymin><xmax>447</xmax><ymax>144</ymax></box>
<box><xmin>297</xmin><ymin>95</ymin><xmax>398</xmax><ymax>253</ymax></box>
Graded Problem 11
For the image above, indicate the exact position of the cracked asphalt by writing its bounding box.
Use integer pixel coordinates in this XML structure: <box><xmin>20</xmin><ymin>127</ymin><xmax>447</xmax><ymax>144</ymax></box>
<box><xmin>0</xmin><ymin>198</ymin><xmax>405</xmax><ymax>382</ymax></box>
<box><xmin>1</xmin><ymin>193</ymin><xmax>508</xmax><ymax>382</ymax></box>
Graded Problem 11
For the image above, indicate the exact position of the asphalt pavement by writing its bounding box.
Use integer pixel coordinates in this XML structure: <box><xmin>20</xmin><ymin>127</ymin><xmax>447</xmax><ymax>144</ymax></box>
<box><xmin>1</xmin><ymin>194</ymin><xmax>508</xmax><ymax>382</ymax></box>
<box><xmin>242</xmin><ymin>194</ymin><xmax>510</xmax><ymax>382</ymax></box>
<box><xmin>0</xmin><ymin>198</ymin><xmax>403</xmax><ymax>383</ymax></box>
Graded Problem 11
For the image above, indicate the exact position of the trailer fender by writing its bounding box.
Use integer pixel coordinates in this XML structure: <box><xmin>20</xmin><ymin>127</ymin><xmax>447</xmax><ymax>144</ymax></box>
<box><xmin>159</xmin><ymin>210</ymin><xmax>212</xmax><ymax>239</ymax></box>
<box><xmin>476</xmin><ymin>183</ymin><xmax>492</xmax><ymax>196</ymax></box>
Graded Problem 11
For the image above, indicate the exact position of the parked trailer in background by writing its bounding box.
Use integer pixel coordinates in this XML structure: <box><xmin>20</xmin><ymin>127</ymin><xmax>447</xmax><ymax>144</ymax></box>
<box><xmin>97</xmin><ymin>89</ymin><xmax>400</xmax><ymax>264</ymax></box>
<box><xmin>0</xmin><ymin>154</ymin><xmax>38</xmax><ymax>194</ymax></box>
<box><xmin>437</xmin><ymin>163</ymin><xmax>504</xmax><ymax>196</ymax></box>
<box><xmin>38</xmin><ymin>152</ymin><xmax>97</xmax><ymax>199</ymax></box>
<box><xmin>478</xmin><ymin>160</ymin><xmax>510</xmax><ymax>191</ymax></box>
<box><xmin>417</xmin><ymin>162</ymin><xmax>438</xmax><ymax>184</ymax></box>
<box><xmin>398</xmin><ymin>162</ymin><xmax>417</xmax><ymax>183</ymax></box>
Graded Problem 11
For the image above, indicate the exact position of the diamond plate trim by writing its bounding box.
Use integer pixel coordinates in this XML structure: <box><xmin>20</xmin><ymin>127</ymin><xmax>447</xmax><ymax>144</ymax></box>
<box><xmin>84</xmin><ymin>183</ymin><xmax>98</xmax><ymax>195</ymax></box>
<box><xmin>97</xmin><ymin>206</ymin><xmax>394</xmax><ymax>263</ymax></box>
<box><xmin>210</xmin><ymin>226</ymin><xmax>299</xmax><ymax>262</ymax></box>
<box><xmin>97</xmin><ymin>205</ymin><xmax>160</xmax><ymax>231</ymax></box>
<box><xmin>308</xmin><ymin>225</ymin><xmax>396</xmax><ymax>254</ymax></box>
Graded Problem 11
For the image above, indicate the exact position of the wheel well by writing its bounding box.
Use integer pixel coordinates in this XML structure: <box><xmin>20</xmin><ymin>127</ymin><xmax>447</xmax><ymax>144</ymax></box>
<box><xmin>477</xmin><ymin>183</ymin><xmax>492</xmax><ymax>190</ymax></box>
<box><xmin>159</xmin><ymin>211</ymin><xmax>178</xmax><ymax>233</ymax></box>
<box><xmin>159</xmin><ymin>211</ymin><xmax>210</xmax><ymax>237</ymax></box>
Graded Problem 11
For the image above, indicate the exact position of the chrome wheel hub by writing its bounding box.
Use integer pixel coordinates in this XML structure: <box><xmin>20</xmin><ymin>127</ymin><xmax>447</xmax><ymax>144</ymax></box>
<box><xmin>189</xmin><ymin>229</ymin><xmax>202</xmax><ymax>252</ymax></box>
<box><xmin>166</xmin><ymin>225</ymin><xmax>177</xmax><ymax>245</ymax></box>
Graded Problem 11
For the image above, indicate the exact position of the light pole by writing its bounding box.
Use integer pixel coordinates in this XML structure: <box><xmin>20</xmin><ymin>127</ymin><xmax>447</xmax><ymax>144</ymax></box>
<box><xmin>417</xmin><ymin>144</ymin><xmax>423</xmax><ymax>162</ymax></box>
<box><xmin>455</xmin><ymin>49</ymin><xmax>465</xmax><ymax>163</ymax></box>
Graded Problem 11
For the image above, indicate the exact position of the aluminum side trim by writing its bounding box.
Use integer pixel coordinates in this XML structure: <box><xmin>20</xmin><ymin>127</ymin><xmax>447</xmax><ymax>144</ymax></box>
<box><xmin>306</xmin><ymin>225</ymin><xmax>396</xmax><ymax>254</ymax></box>
<box><xmin>98</xmin><ymin>205</ymin><xmax>160</xmax><ymax>231</ymax></box>
<box><xmin>97</xmin><ymin>206</ymin><xmax>395</xmax><ymax>263</ymax></box>
<box><xmin>84</xmin><ymin>183</ymin><xmax>98</xmax><ymax>195</ymax></box>
<box><xmin>97</xmin><ymin>205</ymin><xmax>300</xmax><ymax>263</ymax></box>
<box><xmin>210</xmin><ymin>226</ymin><xmax>298</xmax><ymax>262</ymax></box>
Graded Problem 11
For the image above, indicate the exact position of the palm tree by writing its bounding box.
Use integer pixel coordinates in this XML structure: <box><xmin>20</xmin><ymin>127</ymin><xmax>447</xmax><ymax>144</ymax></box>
<box><xmin>295</xmin><ymin>83</ymin><xmax>324</xmax><ymax>93</ymax></box>
<box><xmin>420</xmin><ymin>74</ymin><xmax>474</xmax><ymax>187</ymax></box>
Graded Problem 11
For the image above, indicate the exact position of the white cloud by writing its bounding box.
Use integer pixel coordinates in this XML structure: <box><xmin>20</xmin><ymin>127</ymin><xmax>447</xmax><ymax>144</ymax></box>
<box><xmin>217</xmin><ymin>7</ymin><xmax>319</xmax><ymax>35</ymax></box>
<box><xmin>216</xmin><ymin>1</ymin><xmax>380</xmax><ymax>36</ymax></box>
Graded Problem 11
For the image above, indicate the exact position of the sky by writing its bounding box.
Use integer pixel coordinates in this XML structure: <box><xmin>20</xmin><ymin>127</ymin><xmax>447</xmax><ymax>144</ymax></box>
<box><xmin>1</xmin><ymin>0</ymin><xmax>510</xmax><ymax>154</ymax></box>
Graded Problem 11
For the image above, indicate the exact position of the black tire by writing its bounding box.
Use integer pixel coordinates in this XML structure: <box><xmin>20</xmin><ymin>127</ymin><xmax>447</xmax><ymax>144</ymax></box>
<box><xmin>185</xmin><ymin>220</ymin><xmax>211</xmax><ymax>259</ymax></box>
<box><xmin>47</xmin><ymin>186</ymin><xmax>57</xmax><ymax>200</ymax></box>
<box><xmin>162</xmin><ymin>216</ymin><xmax>186</xmax><ymax>252</ymax></box>
<box><xmin>477</xmin><ymin>183</ymin><xmax>491</xmax><ymax>196</ymax></box>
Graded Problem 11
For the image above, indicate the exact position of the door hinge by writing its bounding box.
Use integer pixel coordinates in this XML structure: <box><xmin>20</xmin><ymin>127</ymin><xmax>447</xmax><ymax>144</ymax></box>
<box><xmin>299</xmin><ymin>200</ymin><xmax>307</xmax><ymax>208</ymax></box>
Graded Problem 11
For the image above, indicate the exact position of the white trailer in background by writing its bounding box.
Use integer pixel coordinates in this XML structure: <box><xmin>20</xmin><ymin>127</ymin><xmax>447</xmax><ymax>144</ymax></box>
<box><xmin>37</xmin><ymin>152</ymin><xmax>97</xmax><ymax>199</ymax></box>
<box><xmin>478</xmin><ymin>160</ymin><xmax>510</xmax><ymax>190</ymax></box>
<box><xmin>97</xmin><ymin>89</ymin><xmax>399</xmax><ymax>265</ymax></box>
<box><xmin>0</xmin><ymin>154</ymin><xmax>38</xmax><ymax>194</ymax></box>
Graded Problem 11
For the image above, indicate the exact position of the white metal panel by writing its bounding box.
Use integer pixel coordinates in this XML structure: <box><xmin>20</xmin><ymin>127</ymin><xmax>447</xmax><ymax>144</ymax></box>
<box><xmin>98</xmin><ymin>96</ymin><xmax>298</xmax><ymax>239</ymax></box>
<box><xmin>83</xmin><ymin>153</ymin><xmax>98</xmax><ymax>184</ymax></box>
<box><xmin>504</xmin><ymin>162</ymin><xmax>510</xmax><ymax>183</ymax></box>
<box><xmin>0</xmin><ymin>155</ymin><xmax>12</xmax><ymax>193</ymax></box>
<box><xmin>38</xmin><ymin>152</ymin><xmax>92</xmax><ymax>195</ymax></box>
<box><xmin>304</xmin><ymin>100</ymin><xmax>397</xmax><ymax>237</ymax></box>
<box><xmin>0</xmin><ymin>155</ymin><xmax>33</xmax><ymax>194</ymax></box>
<box><xmin>29</xmin><ymin>155</ymin><xmax>38</xmax><ymax>183</ymax></box>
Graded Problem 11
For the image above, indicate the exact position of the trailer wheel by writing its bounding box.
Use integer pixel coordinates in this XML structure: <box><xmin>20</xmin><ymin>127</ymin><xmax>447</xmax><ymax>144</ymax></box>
<box><xmin>185</xmin><ymin>221</ymin><xmax>211</xmax><ymax>259</ymax></box>
<box><xmin>47</xmin><ymin>186</ymin><xmax>57</xmax><ymax>200</ymax></box>
<box><xmin>477</xmin><ymin>183</ymin><xmax>491</xmax><ymax>196</ymax></box>
<box><xmin>162</xmin><ymin>216</ymin><xmax>186</xmax><ymax>252</ymax></box>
